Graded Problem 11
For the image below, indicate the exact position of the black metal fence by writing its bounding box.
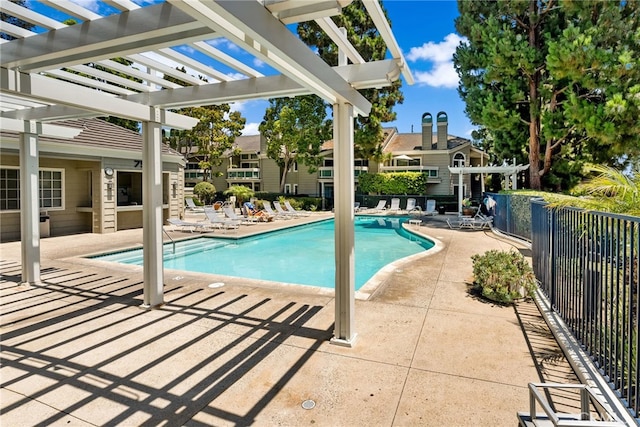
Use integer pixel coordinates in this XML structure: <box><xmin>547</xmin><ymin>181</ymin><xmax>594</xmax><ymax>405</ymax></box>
<box><xmin>531</xmin><ymin>200</ymin><xmax>640</xmax><ymax>416</ymax></box>
<box><xmin>488</xmin><ymin>193</ymin><xmax>537</xmax><ymax>242</ymax></box>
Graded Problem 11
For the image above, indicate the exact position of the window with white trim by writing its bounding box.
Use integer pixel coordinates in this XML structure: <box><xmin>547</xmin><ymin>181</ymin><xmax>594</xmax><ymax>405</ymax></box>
<box><xmin>293</xmin><ymin>184</ymin><xmax>298</xmax><ymax>195</ymax></box>
<box><xmin>284</xmin><ymin>184</ymin><xmax>291</xmax><ymax>194</ymax></box>
<box><xmin>0</xmin><ymin>167</ymin><xmax>64</xmax><ymax>211</ymax></box>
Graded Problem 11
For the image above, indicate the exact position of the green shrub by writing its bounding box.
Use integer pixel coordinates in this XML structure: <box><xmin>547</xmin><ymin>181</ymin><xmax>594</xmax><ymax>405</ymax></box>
<box><xmin>471</xmin><ymin>250</ymin><xmax>537</xmax><ymax>304</ymax></box>
<box><xmin>358</xmin><ymin>172</ymin><xmax>428</xmax><ymax>195</ymax></box>
<box><xmin>193</xmin><ymin>182</ymin><xmax>216</xmax><ymax>205</ymax></box>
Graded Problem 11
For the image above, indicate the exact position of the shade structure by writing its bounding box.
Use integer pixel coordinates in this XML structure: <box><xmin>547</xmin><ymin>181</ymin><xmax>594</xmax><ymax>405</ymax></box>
<box><xmin>1</xmin><ymin>0</ymin><xmax>412</xmax><ymax>346</ymax></box>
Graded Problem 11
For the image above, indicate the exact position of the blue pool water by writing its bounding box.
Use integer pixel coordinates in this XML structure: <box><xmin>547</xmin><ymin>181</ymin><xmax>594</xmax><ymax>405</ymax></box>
<box><xmin>92</xmin><ymin>216</ymin><xmax>433</xmax><ymax>290</ymax></box>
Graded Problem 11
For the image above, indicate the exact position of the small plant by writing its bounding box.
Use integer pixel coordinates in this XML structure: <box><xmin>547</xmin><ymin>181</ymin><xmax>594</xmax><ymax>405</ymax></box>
<box><xmin>471</xmin><ymin>250</ymin><xmax>536</xmax><ymax>304</ymax></box>
<box><xmin>462</xmin><ymin>197</ymin><xmax>472</xmax><ymax>207</ymax></box>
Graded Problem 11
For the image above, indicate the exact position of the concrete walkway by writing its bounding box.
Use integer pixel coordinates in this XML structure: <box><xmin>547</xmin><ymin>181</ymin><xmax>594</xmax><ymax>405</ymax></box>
<box><xmin>0</xmin><ymin>213</ymin><xmax>580</xmax><ymax>426</ymax></box>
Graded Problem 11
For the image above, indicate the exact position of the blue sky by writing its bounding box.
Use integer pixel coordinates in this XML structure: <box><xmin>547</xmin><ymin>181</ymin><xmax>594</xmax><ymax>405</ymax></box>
<box><xmin>237</xmin><ymin>1</ymin><xmax>475</xmax><ymax>138</ymax></box>
<box><xmin>25</xmin><ymin>0</ymin><xmax>474</xmax><ymax>139</ymax></box>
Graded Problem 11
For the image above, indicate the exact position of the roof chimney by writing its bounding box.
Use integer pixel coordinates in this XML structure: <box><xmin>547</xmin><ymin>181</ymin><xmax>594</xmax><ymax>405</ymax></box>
<box><xmin>436</xmin><ymin>111</ymin><xmax>448</xmax><ymax>150</ymax></box>
<box><xmin>421</xmin><ymin>113</ymin><xmax>433</xmax><ymax>150</ymax></box>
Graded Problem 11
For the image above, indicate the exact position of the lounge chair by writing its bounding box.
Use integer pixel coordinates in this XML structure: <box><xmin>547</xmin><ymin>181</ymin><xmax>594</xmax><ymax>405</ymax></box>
<box><xmin>470</xmin><ymin>212</ymin><xmax>493</xmax><ymax>229</ymax></box>
<box><xmin>370</xmin><ymin>199</ymin><xmax>387</xmax><ymax>212</ymax></box>
<box><xmin>447</xmin><ymin>211</ymin><xmax>493</xmax><ymax>230</ymax></box>
<box><xmin>273</xmin><ymin>201</ymin><xmax>302</xmax><ymax>217</ymax></box>
<box><xmin>203</xmin><ymin>207</ymin><xmax>240</xmax><ymax>231</ymax></box>
<box><xmin>424</xmin><ymin>199</ymin><xmax>437</xmax><ymax>216</ymax></box>
<box><xmin>354</xmin><ymin>202</ymin><xmax>361</xmax><ymax>212</ymax></box>
<box><xmin>263</xmin><ymin>201</ymin><xmax>290</xmax><ymax>220</ymax></box>
<box><xmin>242</xmin><ymin>202</ymin><xmax>274</xmax><ymax>222</ymax></box>
<box><xmin>185</xmin><ymin>197</ymin><xmax>204</xmax><ymax>213</ymax></box>
<box><xmin>388</xmin><ymin>198</ymin><xmax>401</xmax><ymax>214</ymax></box>
<box><xmin>284</xmin><ymin>200</ymin><xmax>310</xmax><ymax>216</ymax></box>
<box><xmin>406</xmin><ymin>198</ymin><xmax>422</xmax><ymax>216</ymax></box>
<box><xmin>167</xmin><ymin>218</ymin><xmax>210</xmax><ymax>233</ymax></box>
<box><xmin>223</xmin><ymin>206</ymin><xmax>258</xmax><ymax>225</ymax></box>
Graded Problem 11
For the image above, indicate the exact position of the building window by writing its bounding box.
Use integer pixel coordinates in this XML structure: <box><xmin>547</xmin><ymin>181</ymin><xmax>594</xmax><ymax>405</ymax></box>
<box><xmin>425</xmin><ymin>168</ymin><xmax>439</xmax><ymax>178</ymax></box>
<box><xmin>284</xmin><ymin>184</ymin><xmax>291</xmax><ymax>194</ymax></box>
<box><xmin>453</xmin><ymin>152</ymin><xmax>466</xmax><ymax>167</ymax></box>
<box><xmin>0</xmin><ymin>167</ymin><xmax>64</xmax><ymax>211</ymax></box>
<box><xmin>293</xmin><ymin>184</ymin><xmax>298</xmax><ymax>195</ymax></box>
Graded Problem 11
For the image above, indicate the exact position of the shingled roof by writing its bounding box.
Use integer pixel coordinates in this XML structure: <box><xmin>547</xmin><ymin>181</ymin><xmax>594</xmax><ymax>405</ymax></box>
<box><xmin>1</xmin><ymin>118</ymin><xmax>181</xmax><ymax>157</ymax></box>
<box><xmin>384</xmin><ymin>131</ymin><xmax>470</xmax><ymax>152</ymax></box>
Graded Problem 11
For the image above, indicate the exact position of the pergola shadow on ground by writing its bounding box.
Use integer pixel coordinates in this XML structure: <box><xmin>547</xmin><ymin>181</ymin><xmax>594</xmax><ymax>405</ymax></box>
<box><xmin>1</xmin><ymin>217</ymin><xmax>588</xmax><ymax>426</ymax></box>
<box><xmin>1</xmin><ymin>260</ymin><xmax>333</xmax><ymax>426</ymax></box>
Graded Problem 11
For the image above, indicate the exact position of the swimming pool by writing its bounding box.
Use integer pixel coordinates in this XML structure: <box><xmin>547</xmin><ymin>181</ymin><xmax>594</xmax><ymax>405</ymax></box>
<box><xmin>92</xmin><ymin>216</ymin><xmax>434</xmax><ymax>290</ymax></box>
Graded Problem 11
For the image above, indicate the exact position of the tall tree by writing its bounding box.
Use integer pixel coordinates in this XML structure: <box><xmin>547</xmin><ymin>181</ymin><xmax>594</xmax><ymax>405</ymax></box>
<box><xmin>455</xmin><ymin>0</ymin><xmax>640</xmax><ymax>191</ymax></box>
<box><xmin>173</xmin><ymin>104</ymin><xmax>245</xmax><ymax>182</ymax></box>
<box><xmin>297</xmin><ymin>0</ymin><xmax>403</xmax><ymax>160</ymax></box>
<box><xmin>455</xmin><ymin>0</ymin><xmax>574</xmax><ymax>190</ymax></box>
<box><xmin>546</xmin><ymin>0</ymin><xmax>640</xmax><ymax>168</ymax></box>
<box><xmin>259</xmin><ymin>96</ymin><xmax>331</xmax><ymax>192</ymax></box>
<box><xmin>163</xmin><ymin>68</ymin><xmax>246</xmax><ymax>182</ymax></box>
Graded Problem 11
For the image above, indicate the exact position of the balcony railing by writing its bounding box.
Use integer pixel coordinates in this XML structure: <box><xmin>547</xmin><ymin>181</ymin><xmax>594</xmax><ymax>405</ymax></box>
<box><xmin>380</xmin><ymin>165</ymin><xmax>436</xmax><ymax>173</ymax></box>
<box><xmin>318</xmin><ymin>166</ymin><xmax>368</xmax><ymax>179</ymax></box>
<box><xmin>227</xmin><ymin>168</ymin><xmax>260</xmax><ymax>180</ymax></box>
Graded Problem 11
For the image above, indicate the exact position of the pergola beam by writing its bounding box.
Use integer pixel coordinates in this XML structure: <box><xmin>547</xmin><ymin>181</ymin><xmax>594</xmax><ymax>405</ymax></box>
<box><xmin>2</xmin><ymin>60</ymin><xmax>401</xmax><ymax>121</ymax></box>
<box><xmin>0</xmin><ymin>3</ymin><xmax>213</xmax><ymax>73</ymax></box>
<box><xmin>125</xmin><ymin>60</ymin><xmax>400</xmax><ymax>109</ymax></box>
<box><xmin>1</xmin><ymin>68</ymin><xmax>198</xmax><ymax>129</ymax></box>
<box><xmin>170</xmin><ymin>0</ymin><xmax>372</xmax><ymax>116</ymax></box>
<box><xmin>0</xmin><ymin>118</ymin><xmax>82</xmax><ymax>139</ymax></box>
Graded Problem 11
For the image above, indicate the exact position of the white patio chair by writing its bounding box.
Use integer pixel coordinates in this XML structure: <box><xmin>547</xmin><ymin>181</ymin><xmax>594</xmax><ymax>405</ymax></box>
<box><xmin>370</xmin><ymin>199</ymin><xmax>387</xmax><ymax>212</ymax></box>
<box><xmin>185</xmin><ymin>197</ymin><xmax>204</xmax><ymax>213</ymax></box>
<box><xmin>388</xmin><ymin>198</ymin><xmax>401</xmax><ymax>214</ymax></box>
<box><xmin>406</xmin><ymin>198</ymin><xmax>422</xmax><ymax>216</ymax></box>
<box><xmin>263</xmin><ymin>201</ymin><xmax>290</xmax><ymax>220</ymax></box>
<box><xmin>424</xmin><ymin>199</ymin><xmax>438</xmax><ymax>216</ymax></box>
<box><xmin>167</xmin><ymin>218</ymin><xmax>210</xmax><ymax>233</ymax></box>
<box><xmin>223</xmin><ymin>206</ymin><xmax>258</xmax><ymax>225</ymax></box>
<box><xmin>273</xmin><ymin>201</ymin><xmax>302</xmax><ymax>217</ymax></box>
<box><xmin>284</xmin><ymin>200</ymin><xmax>310</xmax><ymax>216</ymax></box>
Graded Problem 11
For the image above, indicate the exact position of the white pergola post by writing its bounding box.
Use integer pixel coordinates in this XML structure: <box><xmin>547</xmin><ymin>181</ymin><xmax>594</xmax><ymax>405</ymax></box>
<box><xmin>458</xmin><ymin>171</ymin><xmax>464</xmax><ymax>214</ymax></box>
<box><xmin>331</xmin><ymin>101</ymin><xmax>356</xmax><ymax>347</ymax></box>
<box><xmin>20</xmin><ymin>123</ymin><xmax>41</xmax><ymax>285</ymax></box>
<box><xmin>141</xmin><ymin>118</ymin><xmax>164</xmax><ymax>308</ymax></box>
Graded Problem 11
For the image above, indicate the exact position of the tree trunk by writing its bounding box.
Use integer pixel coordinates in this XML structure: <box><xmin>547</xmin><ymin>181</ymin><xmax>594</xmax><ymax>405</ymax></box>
<box><xmin>527</xmin><ymin>0</ymin><xmax>542</xmax><ymax>190</ymax></box>
<box><xmin>279</xmin><ymin>159</ymin><xmax>289</xmax><ymax>193</ymax></box>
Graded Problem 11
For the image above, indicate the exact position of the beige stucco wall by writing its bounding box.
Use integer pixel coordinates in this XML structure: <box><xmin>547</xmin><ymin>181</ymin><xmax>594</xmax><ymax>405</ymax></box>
<box><xmin>259</xmin><ymin>157</ymin><xmax>282</xmax><ymax>193</ymax></box>
<box><xmin>1</xmin><ymin>154</ymin><xmax>184</xmax><ymax>241</ymax></box>
<box><xmin>0</xmin><ymin>155</ymin><xmax>98</xmax><ymax>241</ymax></box>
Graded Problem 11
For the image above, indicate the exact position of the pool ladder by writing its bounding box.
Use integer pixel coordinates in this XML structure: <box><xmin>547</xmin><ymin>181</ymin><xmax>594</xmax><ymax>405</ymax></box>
<box><xmin>162</xmin><ymin>228</ymin><xmax>176</xmax><ymax>254</ymax></box>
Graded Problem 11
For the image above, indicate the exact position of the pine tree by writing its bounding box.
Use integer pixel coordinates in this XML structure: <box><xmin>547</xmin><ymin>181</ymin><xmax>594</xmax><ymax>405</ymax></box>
<box><xmin>455</xmin><ymin>0</ymin><xmax>640</xmax><ymax>190</ymax></box>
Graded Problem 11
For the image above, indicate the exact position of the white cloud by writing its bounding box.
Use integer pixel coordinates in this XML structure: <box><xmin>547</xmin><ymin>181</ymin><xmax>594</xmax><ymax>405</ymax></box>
<box><xmin>406</xmin><ymin>33</ymin><xmax>467</xmax><ymax>89</ymax></box>
<box><xmin>69</xmin><ymin>0</ymin><xmax>101</xmax><ymax>12</ymax></box>
<box><xmin>253</xmin><ymin>58</ymin><xmax>265</xmax><ymax>68</ymax></box>
<box><xmin>241</xmin><ymin>122</ymin><xmax>260</xmax><ymax>135</ymax></box>
<box><xmin>413</xmin><ymin>62</ymin><xmax>459</xmax><ymax>89</ymax></box>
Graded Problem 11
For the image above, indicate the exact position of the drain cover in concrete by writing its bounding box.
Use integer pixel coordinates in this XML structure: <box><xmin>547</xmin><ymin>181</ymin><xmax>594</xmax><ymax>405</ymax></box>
<box><xmin>301</xmin><ymin>400</ymin><xmax>315</xmax><ymax>410</ymax></box>
<box><xmin>208</xmin><ymin>282</ymin><xmax>225</xmax><ymax>288</ymax></box>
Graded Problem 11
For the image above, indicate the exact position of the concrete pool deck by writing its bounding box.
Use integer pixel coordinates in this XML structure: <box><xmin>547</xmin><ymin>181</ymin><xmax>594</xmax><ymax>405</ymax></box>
<box><xmin>1</xmin><ymin>212</ymin><xmax>582</xmax><ymax>426</ymax></box>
